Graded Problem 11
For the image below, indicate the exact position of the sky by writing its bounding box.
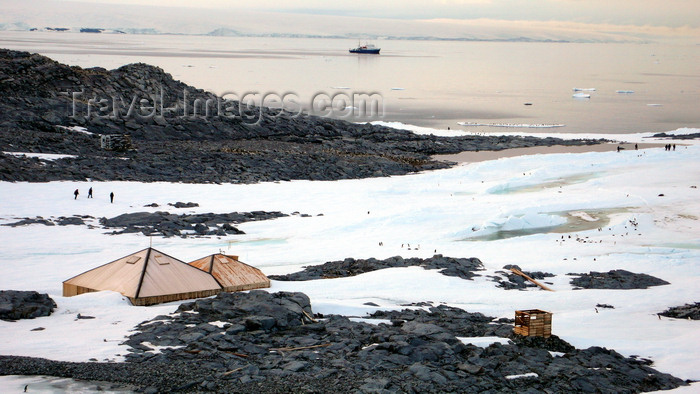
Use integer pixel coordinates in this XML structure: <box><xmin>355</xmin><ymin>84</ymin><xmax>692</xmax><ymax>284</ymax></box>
<box><xmin>51</xmin><ymin>0</ymin><xmax>700</xmax><ymax>28</ymax></box>
<box><xmin>1</xmin><ymin>0</ymin><xmax>699</xmax><ymax>41</ymax></box>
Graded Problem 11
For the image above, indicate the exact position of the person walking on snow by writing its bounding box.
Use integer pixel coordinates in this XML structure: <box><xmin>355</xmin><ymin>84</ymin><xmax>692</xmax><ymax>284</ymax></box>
<box><xmin>88</xmin><ymin>187</ymin><xmax>93</xmax><ymax>198</ymax></box>
<box><xmin>74</xmin><ymin>189</ymin><xmax>79</xmax><ymax>199</ymax></box>
<box><xmin>110</xmin><ymin>192</ymin><xmax>114</xmax><ymax>203</ymax></box>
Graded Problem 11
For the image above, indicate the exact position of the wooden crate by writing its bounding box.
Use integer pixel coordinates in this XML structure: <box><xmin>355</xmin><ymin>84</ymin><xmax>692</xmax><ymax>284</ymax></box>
<box><xmin>514</xmin><ymin>309</ymin><xmax>552</xmax><ymax>338</ymax></box>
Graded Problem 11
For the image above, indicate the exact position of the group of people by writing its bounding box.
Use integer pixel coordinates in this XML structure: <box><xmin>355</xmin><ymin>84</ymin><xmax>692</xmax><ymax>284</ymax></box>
<box><xmin>73</xmin><ymin>187</ymin><xmax>114</xmax><ymax>203</ymax></box>
<box><xmin>664</xmin><ymin>144</ymin><xmax>676</xmax><ymax>151</ymax></box>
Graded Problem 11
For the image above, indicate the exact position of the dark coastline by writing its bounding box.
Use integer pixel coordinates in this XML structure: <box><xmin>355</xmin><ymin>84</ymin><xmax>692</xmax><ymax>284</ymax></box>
<box><xmin>0</xmin><ymin>49</ymin><xmax>603</xmax><ymax>184</ymax></box>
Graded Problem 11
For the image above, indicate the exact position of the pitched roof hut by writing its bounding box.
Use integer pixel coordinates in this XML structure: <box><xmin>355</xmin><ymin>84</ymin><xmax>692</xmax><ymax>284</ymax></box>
<box><xmin>188</xmin><ymin>254</ymin><xmax>270</xmax><ymax>292</ymax></box>
<box><xmin>63</xmin><ymin>248</ymin><xmax>223</xmax><ymax>306</ymax></box>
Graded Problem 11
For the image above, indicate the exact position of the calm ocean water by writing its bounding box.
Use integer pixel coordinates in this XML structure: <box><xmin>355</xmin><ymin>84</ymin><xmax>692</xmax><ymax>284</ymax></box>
<box><xmin>2</xmin><ymin>31</ymin><xmax>699</xmax><ymax>134</ymax></box>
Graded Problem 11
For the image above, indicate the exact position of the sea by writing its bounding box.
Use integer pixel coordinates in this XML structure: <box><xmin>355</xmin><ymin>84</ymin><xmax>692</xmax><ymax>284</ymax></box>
<box><xmin>1</xmin><ymin>31</ymin><xmax>699</xmax><ymax>134</ymax></box>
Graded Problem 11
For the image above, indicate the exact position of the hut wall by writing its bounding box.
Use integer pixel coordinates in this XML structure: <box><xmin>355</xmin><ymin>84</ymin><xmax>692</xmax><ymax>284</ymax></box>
<box><xmin>222</xmin><ymin>281</ymin><xmax>271</xmax><ymax>293</ymax></box>
<box><xmin>63</xmin><ymin>283</ymin><xmax>98</xmax><ymax>297</ymax></box>
<box><xmin>129</xmin><ymin>288</ymin><xmax>222</xmax><ymax>306</ymax></box>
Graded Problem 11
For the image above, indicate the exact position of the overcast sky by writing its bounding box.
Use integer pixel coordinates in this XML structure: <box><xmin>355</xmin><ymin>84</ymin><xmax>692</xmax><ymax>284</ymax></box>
<box><xmin>1</xmin><ymin>0</ymin><xmax>697</xmax><ymax>42</ymax></box>
<box><xmin>53</xmin><ymin>0</ymin><xmax>700</xmax><ymax>28</ymax></box>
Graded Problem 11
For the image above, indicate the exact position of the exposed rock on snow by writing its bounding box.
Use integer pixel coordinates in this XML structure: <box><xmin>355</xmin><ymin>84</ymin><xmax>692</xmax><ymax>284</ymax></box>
<box><xmin>100</xmin><ymin>211</ymin><xmax>287</xmax><ymax>237</ymax></box>
<box><xmin>2</xmin><ymin>290</ymin><xmax>686</xmax><ymax>392</ymax></box>
<box><xmin>167</xmin><ymin>202</ymin><xmax>199</xmax><ymax>208</ymax></box>
<box><xmin>0</xmin><ymin>290</ymin><xmax>57</xmax><ymax>321</ymax></box>
<box><xmin>659</xmin><ymin>302</ymin><xmax>700</xmax><ymax>320</ymax></box>
<box><xmin>490</xmin><ymin>264</ymin><xmax>555</xmax><ymax>290</ymax></box>
<box><xmin>269</xmin><ymin>255</ymin><xmax>485</xmax><ymax>281</ymax></box>
<box><xmin>650</xmin><ymin>131</ymin><xmax>700</xmax><ymax>140</ymax></box>
<box><xmin>2</xmin><ymin>215</ymin><xmax>93</xmax><ymax>227</ymax></box>
<box><xmin>569</xmin><ymin>270</ymin><xmax>670</xmax><ymax>289</ymax></box>
<box><xmin>3</xmin><ymin>211</ymin><xmax>291</xmax><ymax>238</ymax></box>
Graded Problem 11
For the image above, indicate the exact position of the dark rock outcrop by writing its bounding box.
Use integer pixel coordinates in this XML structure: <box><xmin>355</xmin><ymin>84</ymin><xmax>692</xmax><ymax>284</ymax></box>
<box><xmin>3</xmin><ymin>210</ymin><xmax>288</xmax><ymax>238</ymax></box>
<box><xmin>0</xmin><ymin>291</ymin><xmax>686</xmax><ymax>392</ymax></box>
<box><xmin>659</xmin><ymin>302</ymin><xmax>700</xmax><ymax>320</ymax></box>
<box><xmin>99</xmin><ymin>210</ymin><xmax>287</xmax><ymax>237</ymax></box>
<box><xmin>0</xmin><ymin>290</ymin><xmax>57</xmax><ymax>321</ymax></box>
<box><xmin>650</xmin><ymin>132</ymin><xmax>700</xmax><ymax>140</ymax></box>
<box><xmin>569</xmin><ymin>269</ymin><xmax>669</xmax><ymax>289</ymax></box>
<box><xmin>490</xmin><ymin>264</ymin><xmax>555</xmax><ymax>290</ymax></box>
<box><xmin>168</xmin><ymin>202</ymin><xmax>199</xmax><ymax>208</ymax></box>
<box><xmin>269</xmin><ymin>254</ymin><xmax>484</xmax><ymax>281</ymax></box>
<box><xmin>0</xmin><ymin>49</ymin><xmax>604</xmax><ymax>184</ymax></box>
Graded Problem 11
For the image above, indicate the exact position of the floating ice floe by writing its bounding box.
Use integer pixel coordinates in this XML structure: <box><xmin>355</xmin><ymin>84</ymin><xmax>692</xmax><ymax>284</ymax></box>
<box><xmin>457</xmin><ymin>122</ymin><xmax>565</xmax><ymax>128</ymax></box>
<box><xmin>573</xmin><ymin>88</ymin><xmax>596</xmax><ymax>91</ymax></box>
<box><xmin>390</xmin><ymin>87</ymin><xmax>405</xmax><ymax>91</ymax></box>
<box><xmin>572</xmin><ymin>93</ymin><xmax>591</xmax><ymax>99</ymax></box>
<box><xmin>647</xmin><ymin>103</ymin><xmax>663</xmax><ymax>107</ymax></box>
<box><xmin>332</xmin><ymin>86</ymin><xmax>350</xmax><ymax>90</ymax></box>
<box><xmin>616</xmin><ymin>90</ymin><xmax>635</xmax><ymax>94</ymax></box>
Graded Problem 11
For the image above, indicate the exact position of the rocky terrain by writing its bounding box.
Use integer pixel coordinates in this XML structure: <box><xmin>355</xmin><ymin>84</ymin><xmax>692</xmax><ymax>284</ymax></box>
<box><xmin>659</xmin><ymin>302</ymin><xmax>700</xmax><ymax>320</ymax></box>
<box><xmin>2</xmin><ymin>209</ymin><xmax>293</xmax><ymax>237</ymax></box>
<box><xmin>0</xmin><ymin>290</ymin><xmax>56</xmax><ymax>321</ymax></box>
<box><xmin>490</xmin><ymin>264</ymin><xmax>555</xmax><ymax>290</ymax></box>
<box><xmin>269</xmin><ymin>255</ymin><xmax>485</xmax><ymax>281</ymax></box>
<box><xmin>270</xmin><ymin>258</ymin><xmax>674</xmax><ymax>294</ymax></box>
<box><xmin>0</xmin><ymin>291</ymin><xmax>688</xmax><ymax>392</ymax></box>
<box><xmin>568</xmin><ymin>270</ymin><xmax>670</xmax><ymax>289</ymax></box>
<box><xmin>650</xmin><ymin>132</ymin><xmax>700</xmax><ymax>140</ymax></box>
<box><xmin>99</xmin><ymin>210</ymin><xmax>289</xmax><ymax>237</ymax></box>
<box><xmin>0</xmin><ymin>49</ymin><xmax>604</xmax><ymax>184</ymax></box>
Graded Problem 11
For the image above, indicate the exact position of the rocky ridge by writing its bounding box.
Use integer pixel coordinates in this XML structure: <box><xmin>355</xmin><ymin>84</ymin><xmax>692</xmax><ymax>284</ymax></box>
<box><xmin>2</xmin><ymin>210</ymin><xmax>292</xmax><ymax>237</ymax></box>
<box><xmin>659</xmin><ymin>302</ymin><xmax>700</xmax><ymax>320</ymax></box>
<box><xmin>490</xmin><ymin>264</ymin><xmax>555</xmax><ymax>290</ymax></box>
<box><xmin>268</xmin><ymin>255</ymin><xmax>485</xmax><ymax>281</ymax></box>
<box><xmin>0</xmin><ymin>291</ymin><xmax>687</xmax><ymax>392</ymax></box>
<box><xmin>0</xmin><ymin>49</ymin><xmax>604</xmax><ymax>183</ymax></box>
<box><xmin>569</xmin><ymin>270</ymin><xmax>670</xmax><ymax>289</ymax></box>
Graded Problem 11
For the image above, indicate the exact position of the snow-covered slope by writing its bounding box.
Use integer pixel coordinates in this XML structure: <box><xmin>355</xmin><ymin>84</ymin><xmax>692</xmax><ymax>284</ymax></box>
<box><xmin>0</xmin><ymin>131</ymin><xmax>698</xmax><ymax>385</ymax></box>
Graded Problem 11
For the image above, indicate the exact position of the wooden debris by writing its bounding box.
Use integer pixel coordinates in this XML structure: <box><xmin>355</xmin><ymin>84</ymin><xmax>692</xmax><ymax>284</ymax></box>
<box><xmin>223</xmin><ymin>351</ymin><xmax>248</xmax><ymax>358</ymax></box>
<box><xmin>222</xmin><ymin>367</ymin><xmax>244</xmax><ymax>376</ymax></box>
<box><xmin>302</xmin><ymin>309</ymin><xmax>318</xmax><ymax>323</ymax></box>
<box><xmin>509</xmin><ymin>268</ymin><xmax>554</xmax><ymax>291</ymax></box>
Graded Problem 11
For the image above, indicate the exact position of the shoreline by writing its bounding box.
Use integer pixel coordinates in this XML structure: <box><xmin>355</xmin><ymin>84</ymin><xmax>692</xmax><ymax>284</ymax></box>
<box><xmin>433</xmin><ymin>142</ymin><xmax>667</xmax><ymax>163</ymax></box>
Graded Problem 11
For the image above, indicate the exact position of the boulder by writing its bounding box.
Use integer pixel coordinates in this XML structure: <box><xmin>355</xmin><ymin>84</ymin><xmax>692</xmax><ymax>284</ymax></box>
<box><xmin>0</xmin><ymin>290</ymin><xmax>57</xmax><ymax>321</ymax></box>
<box><xmin>569</xmin><ymin>270</ymin><xmax>669</xmax><ymax>289</ymax></box>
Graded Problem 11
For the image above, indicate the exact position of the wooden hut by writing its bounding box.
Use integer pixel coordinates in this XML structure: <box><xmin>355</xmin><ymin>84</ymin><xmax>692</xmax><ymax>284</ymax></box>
<box><xmin>514</xmin><ymin>309</ymin><xmax>552</xmax><ymax>338</ymax></box>
<box><xmin>188</xmin><ymin>254</ymin><xmax>270</xmax><ymax>292</ymax></box>
<box><xmin>63</xmin><ymin>248</ymin><xmax>223</xmax><ymax>306</ymax></box>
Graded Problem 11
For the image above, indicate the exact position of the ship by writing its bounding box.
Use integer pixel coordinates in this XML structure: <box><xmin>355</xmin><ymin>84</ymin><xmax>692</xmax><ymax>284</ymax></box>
<box><xmin>349</xmin><ymin>43</ymin><xmax>380</xmax><ymax>54</ymax></box>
